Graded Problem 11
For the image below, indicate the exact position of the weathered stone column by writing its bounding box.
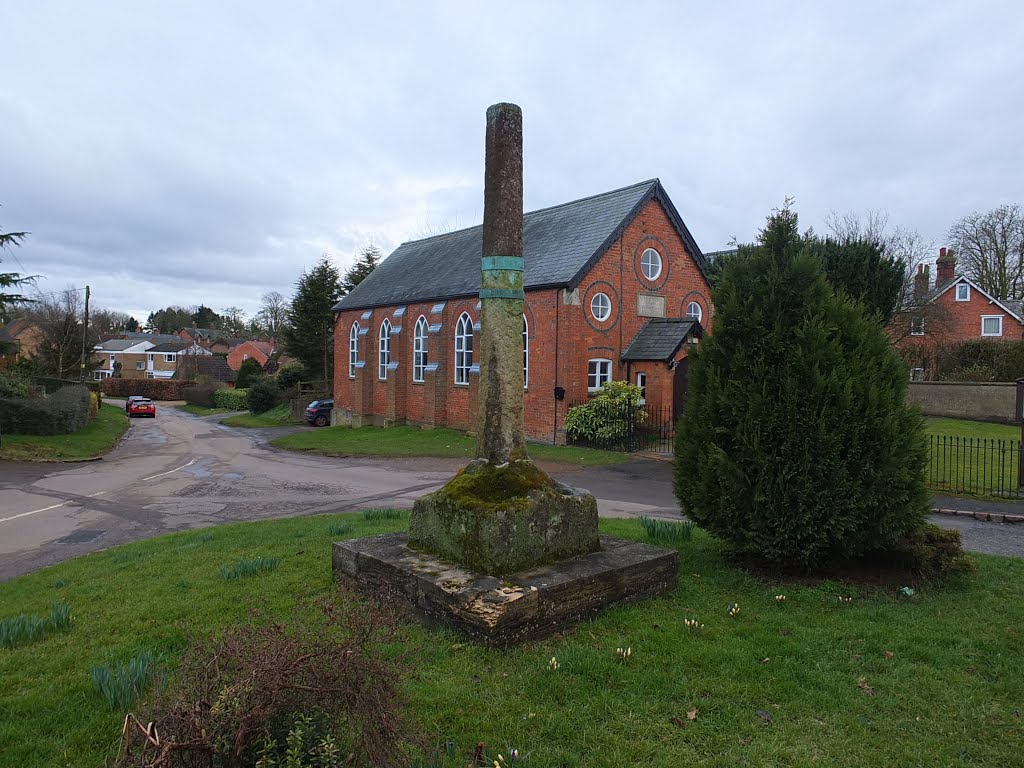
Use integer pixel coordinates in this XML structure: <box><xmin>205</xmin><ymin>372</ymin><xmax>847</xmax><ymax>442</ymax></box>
<box><xmin>477</xmin><ymin>103</ymin><xmax>527</xmax><ymax>465</ymax></box>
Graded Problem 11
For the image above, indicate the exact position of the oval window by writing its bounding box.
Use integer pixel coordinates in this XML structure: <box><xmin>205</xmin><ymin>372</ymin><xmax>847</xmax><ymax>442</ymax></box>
<box><xmin>591</xmin><ymin>292</ymin><xmax>611</xmax><ymax>322</ymax></box>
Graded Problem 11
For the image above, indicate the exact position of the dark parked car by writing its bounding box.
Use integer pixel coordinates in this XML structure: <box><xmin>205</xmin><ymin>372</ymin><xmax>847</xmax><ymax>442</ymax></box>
<box><xmin>305</xmin><ymin>398</ymin><xmax>333</xmax><ymax>427</ymax></box>
<box><xmin>128</xmin><ymin>398</ymin><xmax>156</xmax><ymax>418</ymax></box>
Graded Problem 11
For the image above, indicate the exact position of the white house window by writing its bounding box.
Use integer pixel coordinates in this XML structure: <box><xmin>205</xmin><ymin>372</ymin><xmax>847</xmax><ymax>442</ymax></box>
<box><xmin>636</xmin><ymin>371</ymin><xmax>647</xmax><ymax>404</ymax></box>
<box><xmin>641</xmin><ymin>247</ymin><xmax>662</xmax><ymax>280</ymax></box>
<box><xmin>413</xmin><ymin>316</ymin><xmax>428</xmax><ymax>383</ymax></box>
<box><xmin>378</xmin><ymin>319</ymin><xmax>392</xmax><ymax>380</ymax></box>
<box><xmin>136</xmin><ymin>361</ymin><xmax>145</xmax><ymax>370</ymax></box>
<box><xmin>982</xmin><ymin>316</ymin><xmax>1003</xmax><ymax>337</ymax></box>
<box><xmin>109</xmin><ymin>354</ymin><xmax>116</xmax><ymax>364</ymax></box>
<box><xmin>243</xmin><ymin>354</ymin><xmax>249</xmax><ymax>361</ymax></box>
<box><xmin>588</xmin><ymin>359</ymin><xmax>612</xmax><ymax>391</ymax></box>
<box><xmin>455</xmin><ymin>312</ymin><xmax>473</xmax><ymax>385</ymax></box>
<box><xmin>591</xmin><ymin>292</ymin><xmax>611</xmax><ymax>322</ymax></box>
<box><xmin>164</xmin><ymin>354</ymin><xmax>175</xmax><ymax>363</ymax></box>
<box><xmin>956</xmin><ymin>284</ymin><xmax>970</xmax><ymax>302</ymax></box>
<box><xmin>911</xmin><ymin>317</ymin><xmax>925</xmax><ymax>336</ymax></box>
<box><xmin>522</xmin><ymin>315</ymin><xmax>529</xmax><ymax>389</ymax></box>
<box><xmin>349</xmin><ymin>322</ymin><xmax>359</xmax><ymax>378</ymax></box>
<box><xmin>686</xmin><ymin>301</ymin><xmax>703</xmax><ymax>322</ymax></box>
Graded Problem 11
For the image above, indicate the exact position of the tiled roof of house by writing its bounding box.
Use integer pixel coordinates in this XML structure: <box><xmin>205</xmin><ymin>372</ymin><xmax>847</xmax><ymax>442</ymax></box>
<box><xmin>335</xmin><ymin>179</ymin><xmax>705</xmax><ymax>311</ymax></box>
<box><xmin>0</xmin><ymin>317</ymin><xmax>33</xmax><ymax>342</ymax></box>
<box><xmin>246</xmin><ymin>340</ymin><xmax>275</xmax><ymax>355</ymax></box>
<box><xmin>148</xmin><ymin>341</ymin><xmax>192</xmax><ymax>353</ymax></box>
<box><xmin>175</xmin><ymin>355</ymin><xmax>237</xmax><ymax>383</ymax></box>
<box><xmin>121</xmin><ymin>332</ymin><xmax>181</xmax><ymax>343</ymax></box>
<box><xmin>621</xmin><ymin>318</ymin><xmax>702</xmax><ymax>362</ymax></box>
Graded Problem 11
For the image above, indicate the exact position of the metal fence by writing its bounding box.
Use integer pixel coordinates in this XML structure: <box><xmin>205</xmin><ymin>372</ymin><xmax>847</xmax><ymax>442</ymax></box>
<box><xmin>566</xmin><ymin>401</ymin><xmax>676</xmax><ymax>453</ymax></box>
<box><xmin>927</xmin><ymin>434</ymin><xmax>1023</xmax><ymax>499</ymax></box>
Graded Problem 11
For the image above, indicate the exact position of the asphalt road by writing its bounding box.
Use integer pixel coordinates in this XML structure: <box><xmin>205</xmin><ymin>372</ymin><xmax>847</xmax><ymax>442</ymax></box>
<box><xmin>1</xmin><ymin>407</ymin><xmax>1022</xmax><ymax>581</ymax></box>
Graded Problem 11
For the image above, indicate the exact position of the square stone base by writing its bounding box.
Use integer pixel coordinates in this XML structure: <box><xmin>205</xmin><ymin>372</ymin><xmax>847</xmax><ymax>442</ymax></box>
<box><xmin>333</xmin><ymin>533</ymin><xmax>679</xmax><ymax>646</ymax></box>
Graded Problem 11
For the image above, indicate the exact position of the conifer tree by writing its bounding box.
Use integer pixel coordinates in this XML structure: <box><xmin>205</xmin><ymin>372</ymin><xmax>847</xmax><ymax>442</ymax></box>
<box><xmin>674</xmin><ymin>203</ymin><xmax>929</xmax><ymax>570</ymax></box>
<box><xmin>340</xmin><ymin>245</ymin><xmax>383</xmax><ymax>295</ymax></box>
<box><xmin>283</xmin><ymin>257</ymin><xmax>342</xmax><ymax>385</ymax></box>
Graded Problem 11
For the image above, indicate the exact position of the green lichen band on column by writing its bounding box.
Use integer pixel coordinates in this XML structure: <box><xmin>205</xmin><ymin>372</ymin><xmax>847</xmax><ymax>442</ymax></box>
<box><xmin>481</xmin><ymin>256</ymin><xmax>524</xmax><ymax>271</ymax></box>
<box><xmin>479</xmin><ymin>288</ymin><xmax>525</xmax><ymax>299</ymax></box>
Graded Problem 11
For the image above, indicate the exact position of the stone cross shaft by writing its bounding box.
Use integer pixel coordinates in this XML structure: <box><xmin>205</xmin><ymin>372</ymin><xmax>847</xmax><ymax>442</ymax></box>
<box><xmin>477</xmin><ymin>103</ymin><xmax>527</xmax><ymax>464</ymax></box>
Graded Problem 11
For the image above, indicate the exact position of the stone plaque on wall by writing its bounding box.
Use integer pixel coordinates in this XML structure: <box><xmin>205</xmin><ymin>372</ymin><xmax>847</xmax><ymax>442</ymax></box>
<box><xmin>637</xmin><ymin>293</ymin><xmax>666</xmax><ymax>318</ymax></box>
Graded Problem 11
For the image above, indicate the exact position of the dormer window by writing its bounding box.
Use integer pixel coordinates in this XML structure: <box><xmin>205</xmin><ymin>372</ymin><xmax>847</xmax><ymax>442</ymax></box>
<box><xmin>956</xmin><ymin>284</ymin><xmax>970</xmax><ymax>302</ymax></box>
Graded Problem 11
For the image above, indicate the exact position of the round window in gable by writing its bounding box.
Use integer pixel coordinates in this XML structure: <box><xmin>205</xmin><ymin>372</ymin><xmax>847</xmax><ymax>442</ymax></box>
<box><xmin>686</xmin><ymin>301</ymin><xmax>703</xmax><ymax>322</ymax></box>
<box><xmin>591</xmin><ymin>292</ymin><xmax>611</xmax><ymax>322</ymax></box>
<box><xmin>641</xmin><ymin>247</ymin><xmax>663</xmax><ymax>281</ymax></box>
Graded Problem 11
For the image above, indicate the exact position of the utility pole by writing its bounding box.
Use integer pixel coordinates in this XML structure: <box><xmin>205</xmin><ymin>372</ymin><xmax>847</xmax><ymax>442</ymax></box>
<box><xmin>80</xmin><ymin>285</ymin><xmax>90</xmax><ymax>382</ymax></box>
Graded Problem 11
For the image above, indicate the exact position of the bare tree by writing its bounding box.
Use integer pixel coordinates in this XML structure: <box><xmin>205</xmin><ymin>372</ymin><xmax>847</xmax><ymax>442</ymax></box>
<box><xmin>29</xmin><ymin>287</ymin><xmax>97</xmax><ymax>379</ymax></box>
<box><xmin>255</xmin><ymin>290</ymin><xmax>289</xmax><ymax>334</ymax></box>
<box><xmin>220</xmin><ymin>306</ymin><xmax>247</xmax><ymax>335</ymax></box>
<box><xmin>947</xmin><ymin>204</ymin><xmax>1024</xmax><ymax>300</ymax></box>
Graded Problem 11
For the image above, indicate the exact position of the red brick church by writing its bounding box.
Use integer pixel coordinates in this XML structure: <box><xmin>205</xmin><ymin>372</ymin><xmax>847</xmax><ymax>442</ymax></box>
<box><xmin>332</xmin><ymin>179</ymin><xmax>712</xmax><ymax>443</ymax></box>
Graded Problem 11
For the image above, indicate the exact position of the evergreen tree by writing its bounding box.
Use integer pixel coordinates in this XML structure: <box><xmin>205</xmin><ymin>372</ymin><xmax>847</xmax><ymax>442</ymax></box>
<box><xmin>1</xmin><ymin>225</ymin><xmax>35</xmax><ymax>325</ymax></box>
<box><xmin>341</xmin><ymin>245</ymin><xmax>383</xmax><ymax>295</ymax></box>
<box><xmin>813</xmin><ymin>237</ymin><xmax>907</xmax><ymax>324</ymax></box>
<box><xmin>235</xmin><ymin>357</ymin><xmax>263</xmax><ymax>389</ymax></box>
<box><xmin>283</xmin><ymin>256</ymin><xmax>342</xmax><ymax>385</ymax></box>
<box><xmin>674</xmin><ymin>203</ymin><xmax>929</xmax><ymax>571</ymax></box>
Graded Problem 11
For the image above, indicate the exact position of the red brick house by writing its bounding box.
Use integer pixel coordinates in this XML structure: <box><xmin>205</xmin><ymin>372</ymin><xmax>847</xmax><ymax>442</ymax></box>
<box><xmin>332</xmin><ymin>179</ymin><xmax>711</xmax><ymax>443</ymax></box>
<box><xmin>226</xmin><ymin>340</ymin><xmax>276</xmax><ymax>371</ymax></box>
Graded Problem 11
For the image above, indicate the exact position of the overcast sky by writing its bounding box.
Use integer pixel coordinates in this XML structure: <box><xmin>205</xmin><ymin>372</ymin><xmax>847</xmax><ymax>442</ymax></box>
<box><xmin>2</xmin><ymin>1</ymin><xmax>1022</xmax><ymax>324</ymax></box>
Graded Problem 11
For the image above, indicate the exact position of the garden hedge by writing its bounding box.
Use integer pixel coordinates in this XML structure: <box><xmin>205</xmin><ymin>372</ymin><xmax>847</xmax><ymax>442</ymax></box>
<box><xmin>0</xmin><ymin>386</ymin><xmax>93</xmax><ymax>436</ymax></box>
<box><xmin>101</xmin><ymin>379</ymin><xmax>196</xmax><ymax>400</ymax></box>
<box><xmin>213</xmin><ymin>388</ymin><xmax>249</xmax><ymax>410</ymax></box>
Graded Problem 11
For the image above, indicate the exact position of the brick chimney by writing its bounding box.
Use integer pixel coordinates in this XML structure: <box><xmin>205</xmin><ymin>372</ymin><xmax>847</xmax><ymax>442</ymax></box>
<box><xmin>914</xmin><ymin>263</ymin><xmax>930</xmax><ymax>301</ymax></box>
<box><xmin>936</xmin><ymin>247</ymin><xmax>956</xmax><ymax>284</ymax></box>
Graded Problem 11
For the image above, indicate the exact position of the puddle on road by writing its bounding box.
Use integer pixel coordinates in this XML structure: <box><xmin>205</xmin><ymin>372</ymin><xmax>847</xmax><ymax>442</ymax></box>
<box><xmin>56</xmin><ymin>528</ymin><xmax>106</xmax><ymax>544</ymax></box>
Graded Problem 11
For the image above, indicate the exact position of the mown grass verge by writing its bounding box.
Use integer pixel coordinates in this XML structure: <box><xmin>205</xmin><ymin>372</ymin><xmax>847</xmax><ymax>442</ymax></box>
<box><xmin>924</xmin><ymin>417</ymin><xmax>1024</xmax><ymax>501</ymax></box>
<box><xmin>271</xmin><ymin>425</ymin><xmax>626</xmax><ymax>467</ymax></box>
<box><xmin>0</xmin><ymin>403</ymin><xmax>128</xmax><ymax>461</ymax></box>
<box><xmin>220</xmin><ymin>403</ymin><xmax>298</xmax><ymax>428</ymax></box>
<box><xmin>1</xmin><ymin>515</ymin><xmax>1022</xmax><ymax>766</ymax></box>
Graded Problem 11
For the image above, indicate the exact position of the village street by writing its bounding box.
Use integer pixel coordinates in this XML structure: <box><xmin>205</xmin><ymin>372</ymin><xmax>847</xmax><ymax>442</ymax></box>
<box><xmin>1</xmin><ymin>407</ymin><xmax>1021</xmax><ymax>581</ymax></box>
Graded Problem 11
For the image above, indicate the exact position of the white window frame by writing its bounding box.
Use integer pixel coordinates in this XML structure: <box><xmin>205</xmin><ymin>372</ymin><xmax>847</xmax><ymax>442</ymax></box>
<box><xmin>522</xmin><ymin>314</ymin><xmax>529</xmax><ymax>389</ymax></box>
<box><xmin>590</xmin><ymin>292</ymin><xmax>611</xmax><ymax>322</ymax></box>
<box><xmin>636</xmin><ymin>371</ymin><xmax>647</xmax><ymax>404</ymax></box>
<box><xmin>685</xmin><ymin>301</ymin><xmax>703</xmax><ymax>322</ymax></box>
<box><xmin>982</xmin><ymin>315</ymin><xmax>1003</xmax><ymax>337</ymax></box>
<box><xmin>955</xmin><ymin>284</ymin><xmax>970</xmax><ymax>302</ymax></box>
<box><xmin>641</xmin><ymin>247</ymin><xmax>663</xmax><ymax>281</ymax></box>
<box><xmin>588</xmin><ymin>358</ymin><xmax>612</xmax><ymax>392</ymax></box>
<box><xmin>454</xmin><ymin>312</ymin><xmax>473</xmax><ymax>385</ymax></box>
<box><xmin>413</xmin><ymin>315</ymin><xmax>428</xmax><ymax>383</ymax></box>
<box><xmin>136</xmin><ymin>361</ymin><xmax>145</xmax><ymax>370</ymax></box>
<box><xmin>349</xmin><ymin>322</ymin><xmax>359</xmax><ymax>378</ymax></box>
<box><xmin>109</xmin><ymin>353</ymin><xmax>116</xmax><ymax>365</ymax></box>
<box><xmin>164</xmin><ymin>353</ymin><xmax>175</xmax><ymax>363</ymax></box>
<box><xmin>378</xmin><ymin>319</ymin><xmax>392</xmax><ymax>380</ymax></box>
<box><xmin>910</xmin><ymin>317</ymin><xmax>925</xmax><ymax>336</ymax></box>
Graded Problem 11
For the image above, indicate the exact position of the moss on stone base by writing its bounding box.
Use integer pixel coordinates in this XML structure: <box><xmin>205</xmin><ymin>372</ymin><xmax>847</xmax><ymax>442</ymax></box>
<box><xmin>409</xmin><ymin>459</ymin><xmax>599</xmax><ymax>575</ymax></box>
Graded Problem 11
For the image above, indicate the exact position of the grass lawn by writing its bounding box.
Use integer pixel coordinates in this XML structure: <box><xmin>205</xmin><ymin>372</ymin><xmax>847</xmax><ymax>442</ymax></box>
<box><xmin>0</xmin><ymin>403</ymin><xmax>128</xmax><ymax>461</ymax></box>
<box><xmin>174</xmin><ymin>403</ymin><xmax>234</xmax><ymax>416</ymax></box>
<box><xmin>924</xmin><ymin>417</ymin><xmax>1024</xmax><ymax>500</ymax></box>
<box><xmin>272</xmin><ymin>425</ymin><xmax>626</xmax><ymax>467</ymax></box>
<box><xmin>220</xmin><ymin>403</ymin><xmax>298</xmax><ymax>428</ymax></box>
<box><xmin>2</xmin><ymin>516</ymin><xmax>1021</xmax><ymax>767</ymax></box>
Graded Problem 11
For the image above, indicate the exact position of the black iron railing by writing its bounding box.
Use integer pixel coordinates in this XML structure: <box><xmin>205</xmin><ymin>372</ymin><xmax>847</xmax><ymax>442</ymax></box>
<box><xmin>927</xmin><ymin>434</ymin><xmax>1023</xmax><ymax>499</ymax></box>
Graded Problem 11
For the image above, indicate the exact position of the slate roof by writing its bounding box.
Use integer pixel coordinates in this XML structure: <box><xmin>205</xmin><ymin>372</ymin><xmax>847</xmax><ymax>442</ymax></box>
<box><xmin>335</xmin><ymin>179</ymin><xmax>705</xmax><ymax>311</ymax></box>
<box><xmin>621</xmin><ymin>318</ymin><xmax>702</xmax><ymax>362</ymax></box>
<box><xmin>121</xmin><ymin>332</ymin><xmax>181</xmax><ymax>343</ymax></box>
<box><xmin>0</xmin><ymin>318</ymin><xmax>33</xmax><ymax>343</ymax></box>
<box><xmin>96</xmin><ymin>339</ymin><xmax>145</xmax><ymax>351</ymax></box>
<box><xmin>148</xmin><ymin>341</ymin><xmax>192</xmax><ymax>353</ymax></box>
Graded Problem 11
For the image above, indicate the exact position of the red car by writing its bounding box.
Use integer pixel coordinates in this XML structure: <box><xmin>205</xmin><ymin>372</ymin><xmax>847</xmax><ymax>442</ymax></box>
<box><xmin>128</xmin><ymin>398</ymin><xmax>157</xmax><ymax>418</ymax></box>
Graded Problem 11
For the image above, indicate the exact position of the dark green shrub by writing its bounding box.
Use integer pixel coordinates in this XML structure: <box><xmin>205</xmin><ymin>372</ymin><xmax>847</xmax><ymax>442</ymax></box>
<box><xmin>0</xmin><ymin>370</ymin><xmax>30</xmax><ymax>398</ymax></box>
<box><xmin>212</xmin><ymin>387</ymin><xmax>248</xmax><ymax>410</ymax></box>
<box><xmin>236</xmin><ymin>357</ymin><xmax>263</xmax><ymax>389</ymax></box>
<box><xmin>675</xmin><ymin>204</ymin><xmax>930</xmax><ymax>571</ymax></box>
<box><xmin>247</xmin><ymin>377</ymin><xmax>280</xmax><ymax>414</ymax></box>
<box><xmin>935</xmin><ymin>339</ymin><xmax>1024</xmax><ymax>381</ymax></box>
<box><xmin>0</xmin><ymin>385</ymin><xmax>91</xmax><ymax>435</ymax></box>
<box><xmin>887</xmin><ymin>523</ymin><xmax>974</xmax><ymax>580</ymax></box>
<box><xmin>101</xmin><ymin>378</ymin><xmax>195</xmax><ymax>400</ymax></box>
<box><xmin>276</xmin><ymin>362</ymin><xmax>309</xmax><ymax>391</ymax></box>
<box><xmin>184</xmin><ymin>382</ymin><xmax>225</xmax><ymax>408</ymax></box>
